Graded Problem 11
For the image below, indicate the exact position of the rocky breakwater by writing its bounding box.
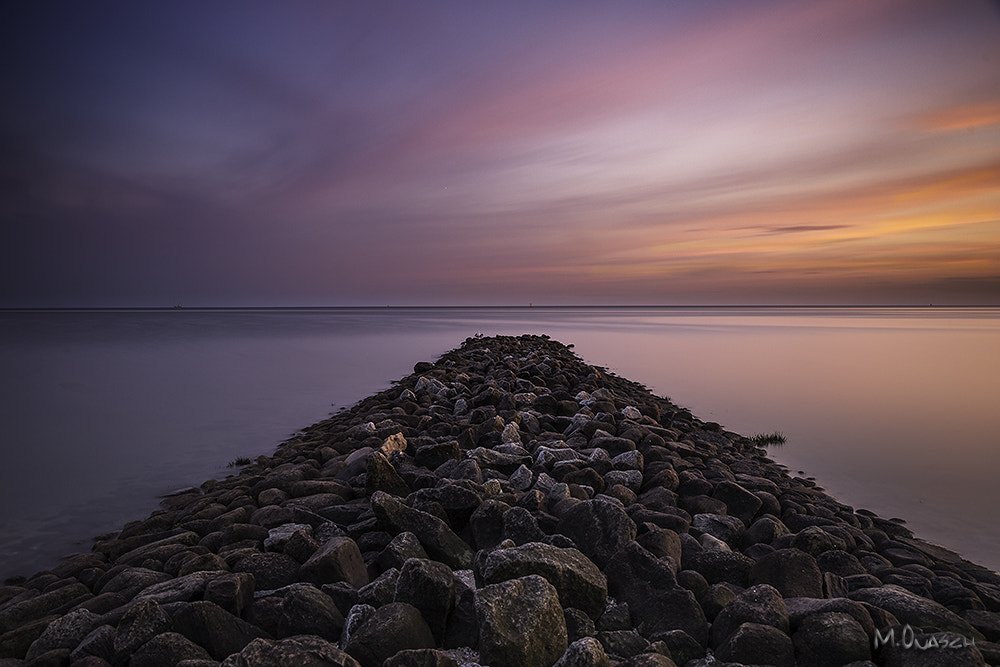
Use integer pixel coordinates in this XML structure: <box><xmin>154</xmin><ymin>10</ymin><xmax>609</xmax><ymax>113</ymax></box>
<box><xmin>2</xmin><ymin>334</ymin><xmax>1000</xmax><ymax>667</ymax></box>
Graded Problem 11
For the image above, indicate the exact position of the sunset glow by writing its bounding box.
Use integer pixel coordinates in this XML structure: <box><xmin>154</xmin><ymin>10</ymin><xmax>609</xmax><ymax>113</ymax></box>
<box><xmin>1</xmin><ymin>0</ymin><xmax>998</xmax><ymax>306</ymax></box>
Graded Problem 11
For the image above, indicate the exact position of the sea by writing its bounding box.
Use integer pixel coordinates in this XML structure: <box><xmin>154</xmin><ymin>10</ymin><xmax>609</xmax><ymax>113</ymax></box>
<box><xmin>1</xmin><ymin>306</ymin><xmax>998</xmax><ymax>580</ymax></box>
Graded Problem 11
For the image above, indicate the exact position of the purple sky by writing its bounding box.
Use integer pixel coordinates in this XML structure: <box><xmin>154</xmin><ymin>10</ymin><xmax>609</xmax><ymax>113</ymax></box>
<box><xmin>2</xmin><ymin>0</ymin><xmax>998</xmax><ymax>306</ymax></box>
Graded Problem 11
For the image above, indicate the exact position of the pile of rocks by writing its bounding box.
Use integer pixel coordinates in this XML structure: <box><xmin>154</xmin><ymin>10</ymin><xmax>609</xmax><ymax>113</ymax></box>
<box><xmin>2</xmin><ymin>334</ymin><xmax>999</xmax><ymax>667</ymax></box>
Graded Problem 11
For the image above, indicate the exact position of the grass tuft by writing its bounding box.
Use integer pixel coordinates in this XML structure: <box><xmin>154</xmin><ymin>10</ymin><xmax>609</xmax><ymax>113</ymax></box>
<box><xmin>750</xmin><ymin>431</ymin><xmax>787</xmax><ymax>446</ymax></box>
<box><xmin>227</xmin><ymin>456</ymin><xmax>254</xmax><ymax>467</ymax></box>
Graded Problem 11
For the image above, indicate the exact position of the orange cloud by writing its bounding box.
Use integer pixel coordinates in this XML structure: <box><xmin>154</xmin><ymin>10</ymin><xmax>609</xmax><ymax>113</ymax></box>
<box><xmin>910</xmin><ymin>102</ymin><xmax>1000</xmax><ymax>132</ymax></box>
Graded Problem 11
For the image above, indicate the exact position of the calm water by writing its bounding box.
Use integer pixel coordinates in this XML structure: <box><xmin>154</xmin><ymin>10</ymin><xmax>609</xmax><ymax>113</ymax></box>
<box><xmin>1</xmin><ymin>307</ymin><xmax>998</xmax><ymax>579</ymax></box>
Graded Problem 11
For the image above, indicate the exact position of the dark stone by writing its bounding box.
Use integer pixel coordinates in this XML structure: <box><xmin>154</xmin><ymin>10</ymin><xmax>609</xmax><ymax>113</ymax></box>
<box><xmin>234</xmin><ymin>551</ymin><xmax>301</xmax><ymax>591</ymax></box>
<box><xmin>691</xmin><ymin>514</ymin><xmax>744</xmax><ymax>547</ymax></box>
<box><xmin>0</xmin><ymin>583</ymin><xmax>91</xmax><ymax>633</ymax></box>
<box><xmin>484</xmin><ymin>541</ymin><xmax>607</xmax><ymax>619</ymax></box>
<box><xmin>69</xmin><ymin>624</ymin><xmax>116</xmax><ymax>663</ymax></box>
<box><xmin>299</xmin><ymin>536</ymin><xmax>370</xmax><ymax>588</ymax></box>
<box><xmin>475</xmin><ymin>575</ymin><xmax>568</xmax><ymax>667</ymax></box>
<box><xmin>604</xmin><ymin>542</ymin><xmax>708</xmax><ymax>644</ymax></box>
<box><xmin>710</xmin><ymin>583</ymin><xmax>789</xmax><ymax>648</ymax></box>
<box><xmin>203</xmin><ymin>571</ymin><xmax>255</xmax><ymax>617</ymax></box>
<box><xmin>850</xmin><ymin>584</ymin><xmax>983</xmax><ymax>638</ymax></box>
<box><xmin>381</xmin><ymin>648</ymin><xmax>460</xmax><ymax>667</ymax></box>
<box><xmin>565</xmin><ymin>608</ymin><xmax>596</xmax><ymax>644</ymax></box>
<box><xmin>220</xmin><ymin>635</ymin><xmax>361</xmax><ymax>666</ymax></box>
<box><xmin>378</xmin><ymin>532</ymin><xmax>430</xmax><ymax>572</ymax></box>
<box><xmin>715</xmin><ymin>622</ymin><xmax>794</xmax><ymax>667</ymax></box>
<box><xmin>128</xmin><ymin>632</ymin><xmax>212</xmax><ymax>667</ymax></box>
<box><xmin>750</xmin><ymin>548</ymin><xmax>824</xmax><ymax>598</ymax></box>
<box><xmin>24</xmin><ymin>609</ymin><xmax>98</xmax><ymax>662</ymax></box>
<box><xmin>278</xmin><ymin>583</ymin><xmax>345</xmax><ymax>641</ymax></box>
<box><xmin>346</xmin><ymin>602</ymin><xmax>435</xmax><ymax>667</ymax></box>
<box><xmin>371</xmin><ymin>492</ymin><xmax>474</xmax><ymax>569</ymax></box>
<box><xmin>711</xmin><ymin>481</ymin><xmax>762</xmax><ymax>526</ymax></box>
<box><xmin>113</xmin><ymin>599</ymin><xmax>171</xmax><ymax>660</ymax></box>
<box><xmin>170</xmin><ymin>600</ymin><xmax>269</xmax><ymax>661</ymax></box>
<box><xmin>648</xmin><ymin>629</ymin><xmax>704</xmax><ymax>665</ymax></box>
<box><xmin>366</xmin><ymin>451</ymin><xmax>412</xmax><ymax>497</ymax></box>
<box><xmin>685</xmin><ymin>549</ymin><xmax>754</xmax><ymax>587</ymax></box>
<box><xmin>553</xmin><ymin>637</ymin><xmax>609</xmax><ymax>667</ymax></box>
<box><xmin>394</xmin><ymin>558</ymin><xmax>455</xmax><ymax>643</ymax></box>
<box><xmin>556</xmin><ymin>498</ymin><xmax>637</xmax><ymax>569</ymax></box>
<box><xmin>502</xmin><ymin>506</ymin><xmax>546</xmax><ymax>545</ymax></box>
<box><xmin>817</xmin><ymin>549</ymin><xmax>867</xmax><ymax>577</ymax></box>
<box><xmin>792</xmin><ymin>611</ymin><xmax>872</xmax><ymax>667</ymax></box>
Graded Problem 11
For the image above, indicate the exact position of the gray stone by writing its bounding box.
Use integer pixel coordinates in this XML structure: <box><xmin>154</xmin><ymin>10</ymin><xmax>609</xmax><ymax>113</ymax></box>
<box><xmin>484</xmin><ymin>541</ymin><xmax>607</xmax><ymax>619</ymax></box>
<box><xmin>221</xmin><ymin>635</ymin><xmax>361</xmax><ymax>667</ymax></box>
<box><xmin>114</xmin><ymin>598</ymin><xmax>171</xmax><ymax>659</ymax></box>
<box><xmin>379</xmin><ymin>532</ymin><xmax>430</xmax><ymax>572</ymax></box>
<box><xmin>300</xmin><ymin>536</ymin><xmax>369</xmax><ymax>588</ymax></box>
<box><xmin>793</xmin><ymin>611</ymin><xmax>872</xmax><ymax>667</ymax></box>
<box><xmin>394</xmin><ymin>558</ymin><xmax>455</xmax><ymax>643</ymax></box>
<box><xmin>553</xmin><ymin>637</ymin><xmax>610</xmax><ymax>667</ymax></box>
<box><xmin>170</xmin><ymin>600</ymin><xmax>269</xmax><ymax>661</ymax></box>
<box><xmin>715</xmin><ymin>622</ymin><xmax>794</xmax><ymax>667</ymax></box>
<box><xmin>346</xmin><ymin>602</ymin><xmax>435</xmax><ymax>667</ymax></box>
<box><xmin>371</xmin><ymin>491</ymin><xmax>474</xmax><ymax>569</ymax></box>
<box><xmin>475</xmin><ymin>574</ymin><xmax>568</xmax><ymax>667</ymax></box>
<box><xmin>25</xmin><ymin>609</ymin><xmax>99</xmax><ymax>661</ymax></box>
<box><xmin>750</xmin><ymin>547</ymin><xmax>824</xmax><ymax>598</ymax></box>
<box><xmin>128</xmin><ymin>632</ymin><xmax>211</xmax><ymax>667</ymax></box>
<box><xmin>850</xmin><ymin>584</ymin><xmax>983</xmax><ymax>638</ymax></box>
<box><xmin>556</xmin><ymin>498</ymin><xmax>636</xmax><ymax>569</ymax></box>
<box><xmin>710</xmin><ymin>583</ymin><xmax>789</xmax><ymax>648</ymax></box>
<box><xmin>68</xmin><ymin>624</ymin><xmax>116</xmax><ymax>663</ymax></box>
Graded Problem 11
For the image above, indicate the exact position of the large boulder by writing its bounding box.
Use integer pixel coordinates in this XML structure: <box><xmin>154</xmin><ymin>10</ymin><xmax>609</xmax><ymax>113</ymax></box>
<box><xmin>483</xmin><ymin>542</ymin><xmax>607</xmax><ymax>619</ymax></box>
<box><xmin>371</xmin><ymin>491</ymin><xmax>474</xmax><ymax>569</ymax></box>
<box><xmin>24</xmin><ymin>609</ymin><xmax>99</xmax><ymax>661</ymax></box>
<box><xmin>556</xmin><ymin>498</ymin><xmax>636</xmax><ymax>569</ymax></box>
<box><xmin>346</xmin><ymin>602</ymin><xmax>436</xmax><ymax>667</ymax></box>
<box><xmin>221</xmin><ymin>635</ymin><xmax>361</xmax><ymax>667</ymax></box>
<box><xmin>300</xmin><ymin>536</ymin><xmax>369</xmax><ymax>588</ymax></box>
<box><xmin>750</xmin><ymin>548</ymin><xmax>824</xmax><ymax>598</ymax></box>
<box><xmin>128</xmin><ymin>631</ymin><xmax>212</xmax><ymax>667</ymax></box>
<box><xmin>710</xmin><ymin>583</ymin><xmax>789</xmax><ymax>648</ymax></box>
<box><xmin>475</xmin><ymin>574</ymin><xmax>568</xmax><ymax>667</ymax></box>
<box><xmin>715</xmin><ymin>622</ymin><xmax>794</xmax><ymax>667</ymax></box>
<box><xmin>792</xmin><ymin>611</ymin><xmax>872</xmax><ymax>667</ymax></box>
<box><xmin>394</xmin><ymin>558</ymin><xmax>456</xmax><ymax>643</ymax></box>
<box><xmin>850</xmin><ymin>584</ymin><xmax>984</xmax><ymax>638</ymax></box>
<box><xmin>604</xmin><ymin>542</ymin><xmax>707</xmax><ymax>644</ymax></box>
<box><xmin>169</xmin><ymin>600</ymin><xmax>270</xmax><ymax>661</ymax></box>
<box><xmin>553</xmin><ymin>637</ymin><xmax>610</xmax><ymax>667</ymax></box>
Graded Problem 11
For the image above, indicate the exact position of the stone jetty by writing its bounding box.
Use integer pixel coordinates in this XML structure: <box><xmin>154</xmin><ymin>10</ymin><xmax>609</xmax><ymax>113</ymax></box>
<box><xmin>2</xmin><ymin>334</ymin><xmax>999</xmax><ymax>666</ymax></box>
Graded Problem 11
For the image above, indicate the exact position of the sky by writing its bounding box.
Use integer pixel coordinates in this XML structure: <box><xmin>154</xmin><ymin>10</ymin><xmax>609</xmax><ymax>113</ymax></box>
<box><xmin>2</xmin><ymin>0</ymin><xmax>998</xmax><ymax>307</ymax></box>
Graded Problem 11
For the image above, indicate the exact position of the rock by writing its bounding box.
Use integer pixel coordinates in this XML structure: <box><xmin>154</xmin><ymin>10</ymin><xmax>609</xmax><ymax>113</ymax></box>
<box><xmin>0</xmin><ymin>583</ymin><xmax>91</xmax><ymax>633</ymax></box>
<box><xmin>346</xmin><ymin>602</ymin><xmax>435</xmax><ymax>667</ymax></box>
<box><xmin>710</xmin><ymin>583</ymin><xmax>789</xmax><ymax>648</ymax></box>
<box><xmin>604</xmin><ymin>542</ymin><xmax>708</xmax><ymax>644</ymax></box>
<box><xmin>97</xmin><ymin>567</ymin><xmax>172</xmax><ymax>599</ymax></box>
<box><xmin>113</xmin><ymin>599</ymin><xmax>171</xmax><ymax>660</ymax></box>
<box><xmin>203</xmin><ymin>571</ymin><xmax>255</xmax><ymax>617</ymax></box>
<box><xmin>556</xmin><ymin>498</ymin><xmax>636</xmax><ymax>569</ymax></box>
<box><xmin>475</xmin><ymin>574</ymin><xmax>568</xmax><ymax>667</ymax></box>
<box><xmin>221</xmin><ymin>635</ymin><xmax>361</xmax><ymax>666</ymax></box>
<box><xmin>371</xmin><ymin>492</ymin><xmax>474</xmax><ymax>569</ymax></box>
<box><xmin>750</xmin><ymin>547</ymin><xmax>824</xmax><ymax>598</ymax></box>
<box><xmin>850</xmin><ymin>584</ymin><xmax>983</xmax><ymax>637</ymax></box>
<box><xmin>684</xmin><ymin>549</ymin><xmax>754</xmax><ymax>586</ymax></box>
<box><xmin>394</xmin><ymin>558</ymin><xmax>455</xmax><ymax>643</ymax></box>
<box><xmin>711</xmin><ymin>481</ymin><xmax>762</xmax><ymax>526</ymax></box>
<box><xmin>715</xmin><ymin>622</ymin><xmax>794</xmax><ymax>667</ymax></box>
<box><xmin>234</xmin><ymin>551</ymin><xmax>302</xmax><ymax>591</ymax></box>
<box><xmin>691</xmin><ymin>514</ymin><xmax>744</xmax><ymax>546</ymax></box>
<box><xmin>483</xmin><ymin>542</ymin><xmax>607</xmax><ymax>619</ymax></box>
<box><xmin>596</xmin><ymin>629</ymin><xmax>647</xmax><ymax>658</ymax></box>
<box><xmin>128</xmin><ymin>632</ymin><xmax>212</xmax><ymax>667</ymax></box>
<box><xmin>382</xmin><ymin>648</ymin><xmax>460</xmax><ymax>666</ymax></box>
<box><xmin>616</xmin><ymin>654</ymin><xmax>677</xmax><ymax>667</ymax></box>
<box><xmin>24</xmin><ymin>609</ymin><xmax>98</xmax><ymax>661</ymax></box>
<box><xmin>69</xmin><ymin>624</ymin><xmax>116</xmax><ymax>663</ymax></box>
<box><xmin>170</xmin><ymin>600</ymin><xmax>269</xmax><ymax>661</ymax></box>
<box><xmin>299</xmin><ymin>536</ymin><xmax>369</xmax><ymax>588</ymax></box>
<box><xmin>366</xmin><ymin>451</ymin><xmax>412</xmax><ymax>497</ymax></box>
<box><xmin>378</xmin><ymin>532</ymin><xmax>430</xmax><ymax>572</ymax></box>
<box><xmin>276</xmin><ymin>583</ymin><xmax>345</xmax><ymax>641</ymax></box>
<box><xmin>648</xmin><ymin>629</ymin><xmax>704</xmax><ymax>666</ymax></box>
<box><xmin>553</xmin><ymin>637</ymin><xmax>610</xmax><ymax>667</ymax></box>
<box><xmin>792</xmin><ymin>611</ymin><xmax>872</xmax><ymax>666</ymax></box>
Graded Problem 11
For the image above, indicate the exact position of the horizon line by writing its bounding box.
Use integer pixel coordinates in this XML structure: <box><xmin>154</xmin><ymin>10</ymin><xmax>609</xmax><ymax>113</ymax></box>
<box><xmin>3</xmin><ymin>303</ymin><xmax>998</xmax><ymax>312</ymax></box>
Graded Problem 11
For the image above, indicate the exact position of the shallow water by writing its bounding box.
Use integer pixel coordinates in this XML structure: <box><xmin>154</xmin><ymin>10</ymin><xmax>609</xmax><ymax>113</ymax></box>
<box><xmin>1</xmin><ymin>306</ymin><xmax>997</xmax><ymax>579</ymax></box>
